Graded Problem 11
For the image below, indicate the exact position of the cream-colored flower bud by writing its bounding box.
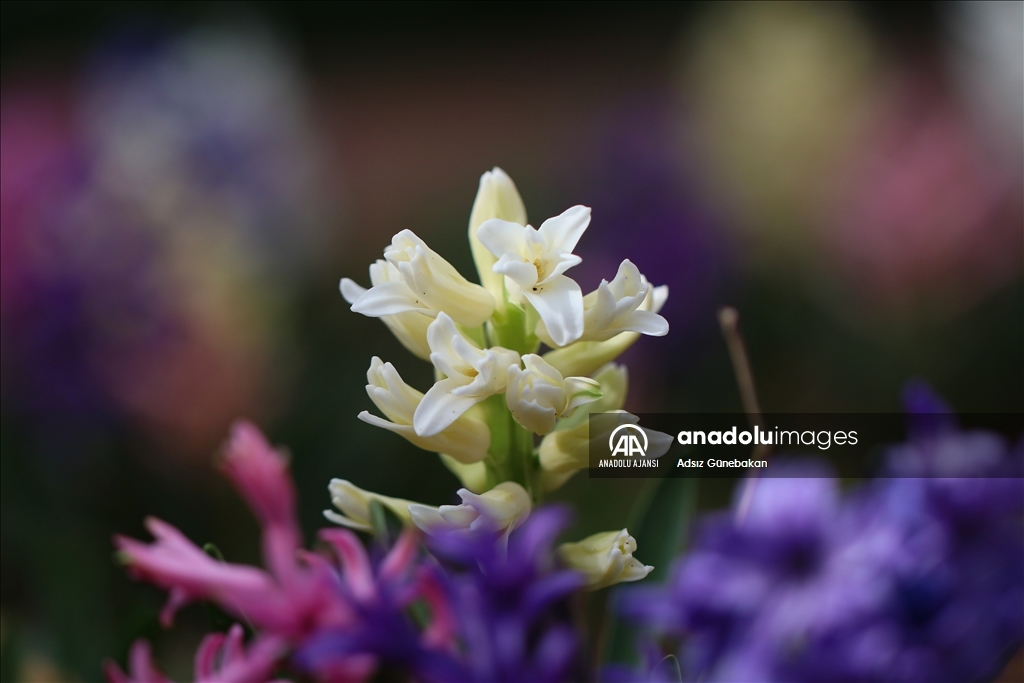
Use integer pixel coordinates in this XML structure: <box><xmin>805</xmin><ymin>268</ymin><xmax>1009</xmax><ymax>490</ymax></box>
<box><xmin>407</xmin><ymin>482</ymin><xmax>531</xmax><ymax>537</ymax></box>
<box><xmin>539</xmin><ymin>364</ymin><xmax>626</xmax><ymax>490</ymax></box>
<box><xmin>384</xmin><ymin>230</ymin><xmax>495</xmax><ymax>327</ymax></box>
<box><xmin>323</xmin><ymin>479</ymin><xmax>416</xmax><ymax>531</ymax></box>
<box><xmin>505</xmin><ymin>354</ymin><xmax>602</xmax><ymax>435</ymax></box>
<box><xmin>468</xmin><ymin>167</ymin><xmax>528</xmax><ymax>304</ymax></box>
<box><xmin>558</xmin><ymin>529</ymin><xmax>653</xmax><ymax>590</ymax></box>
<box><xmin>358</xmin><ymin>356</ymin><xmax>491</xmax><ymax>464</ymax></box>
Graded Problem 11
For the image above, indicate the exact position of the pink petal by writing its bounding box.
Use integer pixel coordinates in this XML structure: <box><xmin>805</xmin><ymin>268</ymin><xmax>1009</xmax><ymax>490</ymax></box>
<box><xmin>319</xmin><ymin>528</ymin><xmax>376</xmax><ymax>602</ymax></box>
<box><xmin>417</xmin><ymin>569</ymin><xmax>458</xmax><ymax>650</ymax></box>
<box><xmin>379</xmin><ymin>529</ymin><xmax>419</xmax><ymax>581</ymax></box>
<box><xmin>220</xmin><ymin>421</ymin><xmax>303</xmax><ymax>574</ymax></box>
<box><xmin>193</xmin><ymin>632</ymin><xmax>226</xmax><ymax>680</ymax></box>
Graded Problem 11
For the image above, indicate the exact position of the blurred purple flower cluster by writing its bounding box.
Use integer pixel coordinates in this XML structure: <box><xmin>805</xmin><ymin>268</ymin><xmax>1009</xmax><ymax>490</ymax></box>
<box><xmin>613</xmin><ymin>387</ymin><xmax>1023</xmax><ymax>683</ymax></box>
<box><xmin>0</xmin><ymin>27</ymin><xmax>328</xmax><ymax>455</ymax></box>
<box><xmin>107</xmin><ymin>423</ymin><xmax>585</xmax><ymax>683</ymax></box>
<box><xmin>425</xmin><ymin>507</ymin><xmax>585</xmax><ymax>682</ymax></box>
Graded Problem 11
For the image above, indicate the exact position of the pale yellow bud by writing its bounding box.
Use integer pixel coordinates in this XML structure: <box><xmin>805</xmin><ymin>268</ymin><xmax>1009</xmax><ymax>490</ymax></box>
<box><xmin>558</xmin><ymin>529</ymin><xmax>653</xmax><ymax>590</ymax></box>
<box><xmin>323</xmin><ymin>479</ymin><xmax>416</xmax><ymax>531</ymax></box>
<box><xmin>408</xmin><ymin>482</ymin><xmax>531</xmax><ymax>537</ymax></box>
<box><xmin>468</xmin><ymin>167</ymin><xmax>527</xmax><ymax>304</ymax></box>
<box><xmin>505</xmin><ymin>354</ymin><xmax>602</xmax><ymax>435</ymax></box>
<box><xmin>538</xmin><ymin>364</ymin><xmax>629</xmax><ymax>491</ymax></box>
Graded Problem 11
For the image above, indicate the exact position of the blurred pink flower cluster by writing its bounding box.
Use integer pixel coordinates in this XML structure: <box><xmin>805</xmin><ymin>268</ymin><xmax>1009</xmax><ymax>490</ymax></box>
<box><xmin>108</xmin><ymin>422</ymin><xmax>454</xmax><ymax>683</ymax></box>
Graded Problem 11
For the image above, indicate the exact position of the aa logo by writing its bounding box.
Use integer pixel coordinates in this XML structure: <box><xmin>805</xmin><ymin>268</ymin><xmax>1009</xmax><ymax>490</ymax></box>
<box><xmin>608</xmin><ymin>423</ymin><xmax>648</xmax><ymax>457</ymax></box>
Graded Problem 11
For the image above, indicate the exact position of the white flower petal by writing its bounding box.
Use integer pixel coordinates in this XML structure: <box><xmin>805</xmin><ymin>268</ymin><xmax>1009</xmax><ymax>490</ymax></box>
<box><xmin>650</xmin><ymin>285</ymin><xmax>669</xmax><ymax>314</ymax></box>
<box><xmin>524</xmin><ymin>275</ymin><xmax>584</xmax><ymax>347</ymax></box>
<box><xmin>414</xmin><ymin>376</ymin><xmax>481</xmax><ymax>437</ymax></box>
<box><xmin>538</xmin><ymin>205</ymin><xmax>590</xmax><ymax>254</ymax></box>
<box><xmin>459</xmin><ymin>482</ymin><xmax>532</xmax><ymax>532</ymax></box>
<box><xmin>379</xmin><ymin>312</ymin><xmax>432</xmax><ymax>360</ymax></box>
<box><xmin>478</xmin><ymin>218</ymin><xmax>530</xmax><ymax>260</ymax></box>
<box><xmin>358</xmin><ymin>409</ymin><xmax>404</xmax><ymax>432</ymax></box>
<box><xmin>408</xmin><ymin>482</ymin><xmax>531</xmax><ymax>539</ymax></box>
<box><xmin>563</xmin><ymin>376</ymin><xmax>603</xmax><ymax>413</ymax></box>
<box><xmin>506</xmin><ymin>354</ymin><xmax>601</xmax><ymax>434</ymax></box>
<box><xmin>350</xmin><ymin>281</ymin><xmax>429</xmax><ymax>317</ymax></box>
<box><xmin>416</xmin><ymin>313</ymin><xmax>520</xmax><ymax>437</ymax></box>
<box><xmin>581</xmin><ymin>282</ymin><xmax>618</xmax><ymax>334</ymax></box>
<box><xmin>558</xmin><ymin>528</ymin><xmax>651</xmax><ymax>590</ymax></box>
<box><xmin>617</xmin><ymin>310</ymin><xmax>669</xmax><ymax>337</ymax></box>
<box><xmin>540</xmin><ymin>252</ymin><xmax>583</xmax><ymax>283</ymax></box>
<box><xmin>574</xmin><ymin>261</ymin><xmax>668</xmax><ymax>343</ymax></box>
<box><xmin>493</xmin><ymin>255</ymin><xmax>540</xmax><ymax>287</ymax></box>
<box><xmin>340</xmin><ymin>278</ymin><xmax>367</xmax><ymax>304</ymax></box>
<box><xmin>383</xmin><ymin>230</ymin><xmax>494</xmax><ymax>326</ymax></box>
<box><xmin>325</xmin><ymin>479</ymin><xmax>415</xmax><ymax>531</ymax></box>
<box><xmin>323</xmin><ymin>509</ymin><xmax>371</xmax><ymax>531</ymax></box>
<box><xmin>406</xmin><ymin>504</ymin><xmax>449</xmax><ymax>534</ymax></box>
<box><xmin>358</xmin><ymin>356</ymin><xmax>491</xmax><ymax>462</ymax></box>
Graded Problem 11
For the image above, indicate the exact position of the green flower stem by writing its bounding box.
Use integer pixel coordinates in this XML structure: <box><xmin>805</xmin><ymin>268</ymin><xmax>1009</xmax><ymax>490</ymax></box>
<box><xmin>482</xmin><ymin>285</ymin><xmax>542</xmax><ymax>500</ymax></box>
<box><xmin>507</xmin><ymin>410</ymin><xmax>536</xmax><ymax>499</ymax></box>
<box><xmin>482</xmin><ymin>393</ymin><xmax>541</xmax><ymax>502</ymax></box>
<box><xmin>488</xmin><ymin>302</ymin><xmax>539</xmax><ymax>356</ymax></box>
<box><xmin>483</xmin><ymin>394</ymin><xmax>510</xmax><ymax>490</ymax></box>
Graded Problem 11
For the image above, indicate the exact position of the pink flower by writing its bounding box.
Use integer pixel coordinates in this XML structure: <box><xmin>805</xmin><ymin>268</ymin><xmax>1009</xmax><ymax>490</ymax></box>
<box><xmin>104</xmin><ymin>640</ymin><xmax>171</xmax><ymax>683</ymax></box>
<box><xmin>104</xmin><ymin>625</ymin><xmax>288</xmax><ymax>683</ymax></box>
<box><xmin>115</xmin><ymin>422</ymin><xmax>347</xmax><ymax>638</ymax></box>
<box><xmin>111</xmin><ymin>420</ymin><xmax>445</xmax><ymax>682</ymax></box>
<box><xmin>193</xmin><ymin>626</ymin><xmax>287</xmax><ymax>683</ymax></box>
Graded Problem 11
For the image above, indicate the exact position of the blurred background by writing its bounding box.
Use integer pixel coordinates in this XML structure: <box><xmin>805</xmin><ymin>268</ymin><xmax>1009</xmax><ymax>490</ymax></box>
<box><xmin>1</xmin><ymin>1</ymin><xmax>1021</xmax><ymax>680</ymax></box>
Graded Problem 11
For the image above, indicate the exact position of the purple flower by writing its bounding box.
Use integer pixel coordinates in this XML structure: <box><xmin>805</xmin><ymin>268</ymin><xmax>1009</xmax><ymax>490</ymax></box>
<box><xmin>861</xmin><ymin>386</ymin><xmax>1024</xmax><ymax>682</ymax></box>
<box><xmin>614</xmin><ymin>387</ymin><xmax>1023</xmax><ymax>683</ymax></box>
<box><xmin>293</xmin><ymin>531</ymin><xmax>460</xmax><ymax>682</ymax></box>
<box><xmin>426</xmin><ymin>506</ymin><xmax>587</xmax><ymax>683</ymax></box>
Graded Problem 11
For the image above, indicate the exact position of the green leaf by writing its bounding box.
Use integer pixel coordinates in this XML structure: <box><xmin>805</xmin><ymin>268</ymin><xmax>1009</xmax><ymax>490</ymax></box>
<box><xmin>202</xmin><ymin>543</ymin><xmax>225</xmax><ymax>562</ymax></box>
<box><xmin>633</xmin><ymin>477</ymin><xmax>698</xmax><ymax>582</ymax></box>
<box><xmin>369</xmin><ymin>499</ymin><xmax>404</xmax><ymax>550</ymax></box>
